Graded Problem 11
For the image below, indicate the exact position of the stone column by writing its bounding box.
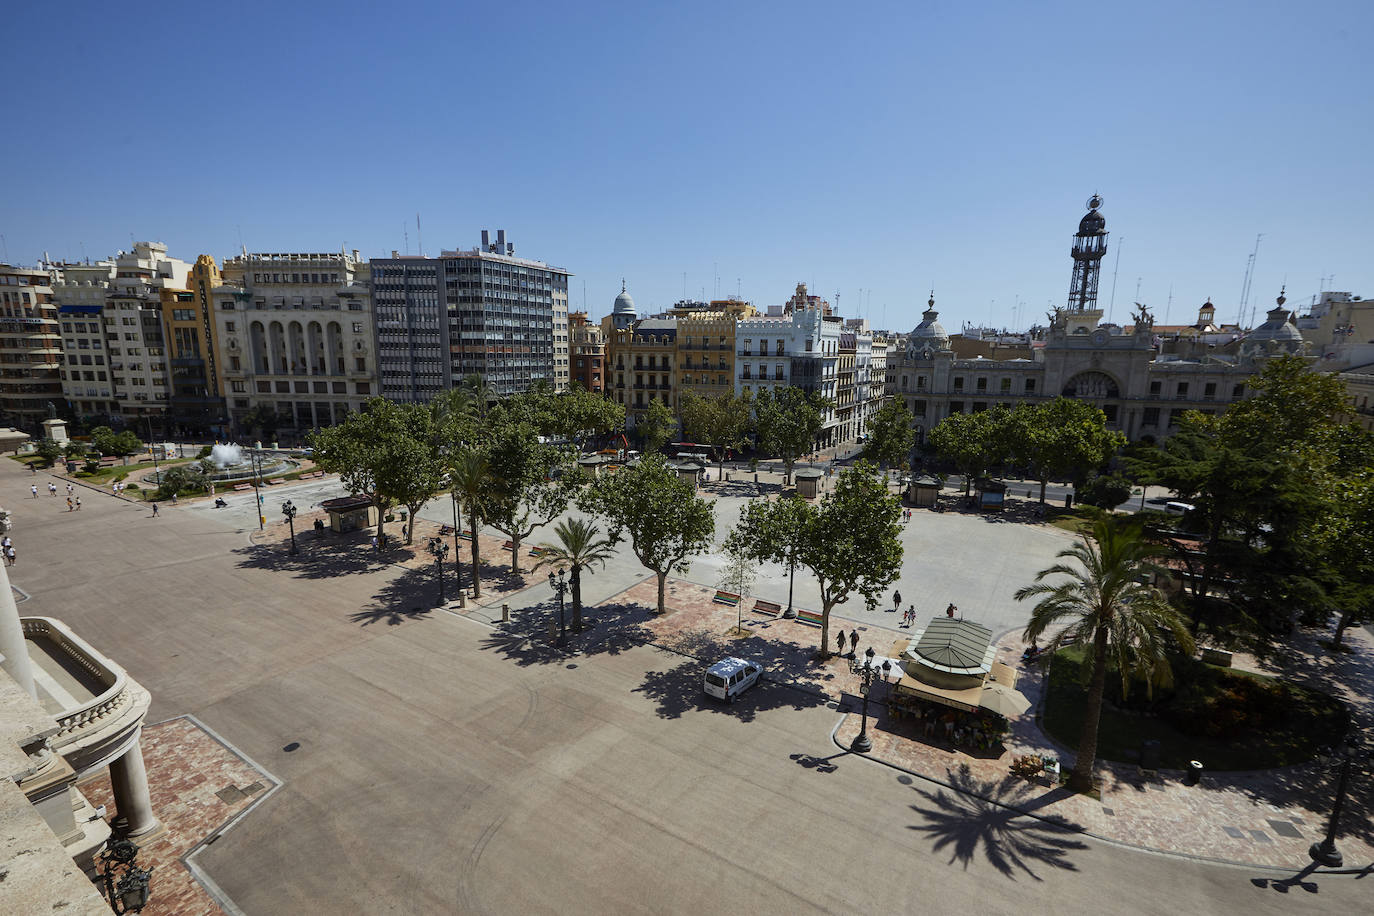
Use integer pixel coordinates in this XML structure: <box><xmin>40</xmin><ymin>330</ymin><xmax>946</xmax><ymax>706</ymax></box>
<box><xmin>109</xmin><ymin>737</ymin><xmax>159</xmax><ymax>837</ymax></box>
<box><xmin>0</xmin><ymin>561</ymin><xmax>35</xmax><ymax>699</ymax></box>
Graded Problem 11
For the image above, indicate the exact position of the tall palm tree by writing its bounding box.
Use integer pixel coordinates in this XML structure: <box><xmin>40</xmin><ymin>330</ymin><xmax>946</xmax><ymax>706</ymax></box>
<box><xmin>449</xmin><ymin>449</ymin><xmax>495</xmax><ymax>598</ymax></box>
<box><xmin>1016</xmin><ymin>515</ymin><xmax>1194</xmax><ymax>794</ymax></box>
<box><xmin>532</xmin><ymin>518</ymin><xmax>616</xmax><ymax>632</ymax></box>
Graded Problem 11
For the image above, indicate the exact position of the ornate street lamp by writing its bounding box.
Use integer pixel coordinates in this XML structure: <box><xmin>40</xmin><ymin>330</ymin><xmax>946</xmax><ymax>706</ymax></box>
<box><xmin>547</xmin><ymin>569</ymin><xmax>569</xmax><ymax>644</ymax></box>
<box><xmin>427</xmin><ymin>536</ymin><xmax>450</xmax><ymax>606</ymax></box>
<box><xmin>1309</xmin><ymin>732</ymin><xmax>1369</xmax><ymax>868</ymax></box>
<box><xmin>100</xmin><ymin>837</ymin><xmax>154</xmax><ymax>914</ymax></box>
<box><xmin>851</xmin><ymin>646</ymin><xmax>877</xmax><ymax>753</ymax></box>
<box><xmin>443</xmin><ymin>472</ymin><xmax>465</xmax><ymax>594</ymax></box>
<box><xmin>281</xmin><ymin>499</ymin><xmax>298</xmax><ymax>555</ymax></box>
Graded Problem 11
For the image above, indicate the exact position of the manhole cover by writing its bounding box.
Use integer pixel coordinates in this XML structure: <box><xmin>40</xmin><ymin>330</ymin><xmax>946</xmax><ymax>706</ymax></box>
<box><xmin>1221</xmin><ymin>826</ymin><xmax>1244</xmax><ymax>839</ymax></box>
<box><xmin>1267</xmin><ymin>819</ymin><xmax>1302</xmax><ymax>838</ymax></box>
<box><xmin>243</xmin><ymin>781</ymin><xmax>265</xmax><ymax>795</ymax></box>
<box><xmin>1249</xmin><ymin>830</ymin><xmax>1273</xmax><ymax>843</ymax></box>
<box><xmin>1101</xmin><ymin>807</ymin><xmax>1115</xmax><ymax>816</ymax></box>
<box><xmin>215</xmin><ymin>786</ymin><xmax>246</xmax><ymax>804</ymax></box>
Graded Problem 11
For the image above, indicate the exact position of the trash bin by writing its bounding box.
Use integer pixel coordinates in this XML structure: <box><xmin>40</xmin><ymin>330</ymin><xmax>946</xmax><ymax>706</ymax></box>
<box><xmin>1185</xmin><ymin>760</ymin><xmax>1203</xmax><ymax>786</ymax></box>
<box><xmin>1140</xmin><ymin>739</ymin><xmax>1161</xmax><ymax>770</ymax></box>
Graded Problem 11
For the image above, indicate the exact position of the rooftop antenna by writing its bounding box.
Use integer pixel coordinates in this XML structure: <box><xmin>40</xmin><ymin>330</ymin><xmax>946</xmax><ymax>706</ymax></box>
<box><xmin>1135</xmin><ymin>277</ymin><xmax>1142</xmax><ymax>305</ymax></box>
<box><xmin>417</xmin><ymin>213</ymin><xmax>423</xmax><ymax>257</ymax></box>
<box><xmin>1237</xmin><ymin>233</ymin><xmax>1263</xmax><ymax>327</ymax></box>
<box><xmin>0</xmin><ymin>234</ymin><xmax>7</xmax><ymax>263</ymax></box>
<box><xmin>1107</xmin><ymin>236</ymin><xmax>1123</xmax><ymax>323</ymax></box>
<box><xmin>835</xmin><ymin>290</ymin><xmax>841</xmax><ymax>315</ymax></box>
<box><xmin>737</xmin><ymin>277</ymin><xmax>741</xmax><ymax>299</ymax></box>
<box><xmin>1164</xmin><ymin>285</ymin><xmax>1173</xmax><ymax>326</ymax></box>
<box><xmin>404</xmin><ymin>223</ymin><xmax>409</xmax><ymax>256</ymax></box>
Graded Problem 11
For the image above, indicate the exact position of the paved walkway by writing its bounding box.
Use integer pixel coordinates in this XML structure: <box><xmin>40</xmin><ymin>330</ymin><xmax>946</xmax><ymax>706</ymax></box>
<box><xmin>77</xmin><ymin>716</ymin><xmax>279</xmax><ymax>916</ymax></box>
<box><xmin>562</xmin><ymin>577</ymin><xmax>1374</xmax><ymax>870</ymax></box>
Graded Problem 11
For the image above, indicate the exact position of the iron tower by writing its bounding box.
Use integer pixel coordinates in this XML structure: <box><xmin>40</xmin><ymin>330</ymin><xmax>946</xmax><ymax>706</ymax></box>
<box><xmin>1067</xmin><ymin>194</ymin><xmax>1109</xmax><ymax>312</ymax></box>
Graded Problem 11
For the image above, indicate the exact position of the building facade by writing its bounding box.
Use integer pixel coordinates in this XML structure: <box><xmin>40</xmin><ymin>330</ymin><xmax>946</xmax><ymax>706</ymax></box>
<box><xmin>604</xmin><ymin>299</ymin><xmax>677</xmax><ymax>428</ymax></box>
<box><xmin>568</xmin><ymin>310</ymin><xmax>604</xmax><ymax>392</ymax></box>
<box><xmin>887</xmin><ymin>199</ymin><xmax>1310</xmax><ymax>445</ymax></box>
<box><xmin>206</xmin><ymin>250</ymin><xmax>375</xmax><ymax>437</ymax></box>
<box><xmin>674</xmin><ymin>298</ymin><xmax>753</xmax><ymax>404</ymax></box>
<box><xmin>373</xmin><ymin>230</ymin><xmax>572</xmax><ymax>403</ymax></box>
<box><xmin>0</xmin><ymin>264</ymin><xmax>64</xmax><ymax>433</ymax></box>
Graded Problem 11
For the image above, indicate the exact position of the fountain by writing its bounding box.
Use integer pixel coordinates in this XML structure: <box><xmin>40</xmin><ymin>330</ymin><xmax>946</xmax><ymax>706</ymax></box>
<box><xmin>148</xmin><ymin>444</ymin><xmax>299</xmax><ymax>486</ymax></box>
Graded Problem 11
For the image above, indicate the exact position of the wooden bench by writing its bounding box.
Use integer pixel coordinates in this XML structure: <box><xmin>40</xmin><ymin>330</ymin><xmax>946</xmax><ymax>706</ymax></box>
<box><xmin>232</xmin><ymin>483</ymin><xmax>252</xmax><ymax>492</ymax></box>
<box><xmin>752</xmin><ymin>599</ymin><xmax>782</xmax><ymax>616</ymax></box>
<box><xmin>529</xmin><ymin>546</ymin><xmax>553</xmax><ymax>558</ymax></box>
<box><xmin>500</xmin><ymin>540</ymin><xmax>515</xmax><ymax>551</ymax></box>
<box><xmin>713</xmin><ymin>590</ymin><xmax>742</xmax><ymax>607</ymax></box>
<box><xmin>795</xmin><ymin>608</ymin><xmax>823</xmax><ymax>627</ymax></box>
<box><xmin>268</xmin><ymin>478</ymin><xmax>286</xmax><ymax>485</ymax></box>
<box><xmin>439</xmin><ymin>524</ymin><xmax>456</xmax><ymax>536</ymax></box>
<box><xmin>457</xmin><ymin>530</ymin><xmax>475</xmax><ymax>540</ymax></box>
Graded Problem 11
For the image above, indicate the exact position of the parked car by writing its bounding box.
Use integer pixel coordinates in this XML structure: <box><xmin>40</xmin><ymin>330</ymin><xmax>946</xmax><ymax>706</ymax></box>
<box><xmin>703</xmin><ymin>657</ymin><xmax>763</xmax><ymax>703</ymax></box>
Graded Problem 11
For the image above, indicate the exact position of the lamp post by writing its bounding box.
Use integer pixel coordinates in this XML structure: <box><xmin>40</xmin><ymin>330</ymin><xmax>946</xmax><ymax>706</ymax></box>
<box><xmin>1309</xmin><ymin>733</ymin><xmax>1368</xmax><ymax>868</ymax></box>
<box><xmin>547</xmin><ymin>568</ymin><xmax>568</xmax><ymax>644</ymax></box>
<box><xmin>783</xmin><ymin>538</ymin><xmax>798</xmax><ymax>619</ymax></box>
<box><xmin>281</xmin><ymin>499</ymin><xmax>298</xmax><ymax>555</ymax></box>
<box><xmin>447</xmin><ymin>479</ymin><xmax>465</xmax><ymax>594</ymax></box>
<box><xmin>100</xmin><ymin>837</ymin><xmax>154</xmax><ymax>914</ymax></box>
<box><xmin>851</xmin><ymin>646</ymin><xmax>877</xmax><ymax>753</ymax></box>
<box><xmin>250</xmin><ymin>449</ymin><xmax>264</xmax><ymax>531</ymax></box>
<box><xmin>427</xmin><ymin>536</ymin><xmax>450</xmax><ymax>606</ymax></box>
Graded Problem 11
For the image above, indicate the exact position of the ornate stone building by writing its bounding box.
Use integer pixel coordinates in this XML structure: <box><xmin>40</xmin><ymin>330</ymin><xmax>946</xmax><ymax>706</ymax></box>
<box><xmin>887</xmin><ymin>198</ymin><xmax>1311</xmax><ymax>443</ymax></box>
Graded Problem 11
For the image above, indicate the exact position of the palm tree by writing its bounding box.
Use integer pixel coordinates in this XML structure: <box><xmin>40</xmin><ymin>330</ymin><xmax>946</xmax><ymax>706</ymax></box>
<box><xmin>532</xmin><ymin>518</ymin><xmax>616</xmax><ymax>632</ymax></box>
<box><xmin>1016</xmin><ymin>515</ymin><xmax>1194</xmax><ymax>794</ymax></box>
<box><xmin>448</xmin><ymin>449</ymin><xmax>495</xmax><ymax>599</ymax></box>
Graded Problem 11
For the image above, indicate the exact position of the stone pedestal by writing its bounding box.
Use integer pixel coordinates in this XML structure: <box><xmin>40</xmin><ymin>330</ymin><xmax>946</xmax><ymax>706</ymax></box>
<box><xmin>40</xmin><ymin>418</ymin><xmax>69</xmax><ymax>445</ymax></box>
<box><xmin>109</xmin><ymin>738</ymin><xmax>158</xmax><ymax>837</ymax></box>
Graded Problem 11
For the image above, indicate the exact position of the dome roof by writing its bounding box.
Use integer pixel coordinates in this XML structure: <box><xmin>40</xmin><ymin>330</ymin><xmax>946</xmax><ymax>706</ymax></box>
<box><xmin>909</xmin><ymin>294</ymin><xmax>949</xmax><ymax>344</ymax></box>
<box><xmin>1246</xmin><ymin>291</ymin><xmax>1302</xmax><ymax>344</ymax></box>
<box><xmin>1078</xmin><ymin>209</ymin><xmax>1106</xmax><ymax>234</ymax></box>
<box><xmin>612</xmin><ymin>281</ymin><xmax>636</xmax><ymax>314</ymax></box>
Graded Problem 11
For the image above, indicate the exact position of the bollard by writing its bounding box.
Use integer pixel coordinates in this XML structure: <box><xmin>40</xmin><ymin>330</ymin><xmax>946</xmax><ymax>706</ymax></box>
<box><xmin>502</xmin><ymin>603</ymin><xmax>510</xmax><ymax>622</ymax></box>
<box><xmin>457</xmin><ymin>591</ymin><xmax>466</xmax><ymax>609</ymax></box>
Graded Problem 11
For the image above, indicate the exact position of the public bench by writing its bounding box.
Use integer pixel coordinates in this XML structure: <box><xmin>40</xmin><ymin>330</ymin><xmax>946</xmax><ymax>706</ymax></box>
<box><xmin>439</xmin><ymin>524</ymin><xmax>455</xmax><ymax>536</ymax></box>
<box><xmin>268</xmin><ymin>478</ymin><xmax>286</xmax><ymax>485</ymax></box>
<box><xmin>501</xmin><ymin>540</ymin><xmax>515</xmax><ymax>551</ymax></box>
<box><xmin>752</xmin><ymin>599</ymin><xmax>782</xmax><ymax>616</ymax></box>
<box><xmin>795</xmin><ymin>608</ymin><xmax>823</xmax><ymax>627</ymax></box>
<box><xmin>529</xmin><ymin>546</ymin><xmax>553</xmax><ymax>558</ymax></box>
<box><xmin>232</xmin><ymin>483</ymin><xmax>252</xmax><ymax>492</ymax></box>
<box><xmin>713</xmin><ymin>590</ymin><xmax>741</xmax><ymax>607</ymax></box>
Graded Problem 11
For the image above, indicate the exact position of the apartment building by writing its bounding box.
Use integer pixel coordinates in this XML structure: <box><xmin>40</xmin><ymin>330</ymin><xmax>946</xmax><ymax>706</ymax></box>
<box><xmin>0</xmin><ymin>263</ymin><xmax>64</xmax><ymax>433</ymax></box>
<box><xmin>568</xmin><ymin>310</ymin><xmax>604</xmax><ymax>392</ymax></box>
<box><xmin>673</xmin><ymin>298</ymin><xmax>754</xmax><ymax>404</ymax></box>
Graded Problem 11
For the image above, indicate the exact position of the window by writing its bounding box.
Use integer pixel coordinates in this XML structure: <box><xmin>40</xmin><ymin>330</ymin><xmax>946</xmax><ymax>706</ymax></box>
<box><xmin>172</xmin><ymin>309</ymin><xmax>195</xmax><ymax>321</ymax></box>
<box><xmin>1143</xmin><ymin>406</ymin><xmax>1160</xmax><ymax>426</ymax></box>
<box><xmin>225</xmin><ymin>321</ymin><xmax>236</xmax><ymax>332</ymax></box>
<box><xmin>355</xmin><ymin>357</ymin><xmax>366</xmax><ymax>371</ymax></box>
<box><xmin>742</xmin><ymin>338</ymin><xmax>752</xmax><ymax>355</ymax></box>
<box><xmin>1204</xmin><ymin>382</ymin><xmax>1216</xmax><ymax>399</ymax></box>
<box><xmin>1024</xmin><ymin>378</ymin><xmax>1036</xmax><ymax>394</ymax></box>
<box><xmin>229</xmin><ymin>356</ymin><xmax>241</xmax><ymax>370</ymax></box>
<box><xmin>352</xmin><ymin>322</ymin><xmax>363</xmax><ymax>333</ymax></box>
<box><xmin>999</xmin><ymin>378</ymin><xmax>1011</xmax><ymax>393</ymax></box>
<box><xmin>1149</xmin><ymin>380</ymin><xmax>1162</xmax><ymax>397</ymax></box>
<box><xmin>917</xmin><ymin>375</ymin><xmax>928</xmax><ymax>390</ymax></box>
<box><xmin>912</xmin><ymin>400</ymin><xmax>926</xmax><ymax>417</ymax></box>
<box><xmin>976</xmin><ymin>377</ymin><xmax>988</xmax><ymax>392</ymax></box>
<box><xmin>953</xmin><ymin>376</ymin><xmax>965</xmax><ymax>391</ymax></box>
<box><xmin>1232</xmin><ymin>384</ymin><xmax>1245</xmax><ymax>399</ymax></box>
<box><xmin>256</xmin><ymin>381</ymin><xmax>271</xmax><ymax>393</ymax></box>
<box><xmin>231</xmin><ymin>381</ymin><xmax>247</xmax><ymax>393</ymax></box>
<box><xmin>949</xmin><ymin>401</ymin><xmax>964</xmax><ymax>414</ymax></box>
<box><xmin>1176</xmin><ymin>382</ymin><xmax>1189</xmax><ymax>399</ymax></box>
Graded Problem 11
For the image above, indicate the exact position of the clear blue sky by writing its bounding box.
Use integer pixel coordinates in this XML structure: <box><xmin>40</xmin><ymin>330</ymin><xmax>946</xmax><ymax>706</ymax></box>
<box><xmin>4</xmin><ymin>0</ymin><xmax>1370</xmax><ymax>332</ymax></box>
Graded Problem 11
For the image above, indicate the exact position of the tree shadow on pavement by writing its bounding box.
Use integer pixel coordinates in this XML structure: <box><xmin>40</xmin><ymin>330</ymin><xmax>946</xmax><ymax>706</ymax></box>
<box><xmin>232</xmin><ymin>537</ymin><xmax>392</xmax><ymax>579</ymax></box>
<box><xmin>349</xmin><ymin>564</ymin><xmax>439</xmax><ymax>627</ymax></box>
<box><xmin>632</xmin><ymin>653</ymin><xmax>830</xmax><ymax>723</ymax></box>
<box><xmin>478</xmin><ymin>600</ymin><xmax>655</xmax><ymax>667</ymax></box>
<box><xmin>907</xmin><ymin>768</ymin><xmax>1087</xmax><ymax>881</ymax></box>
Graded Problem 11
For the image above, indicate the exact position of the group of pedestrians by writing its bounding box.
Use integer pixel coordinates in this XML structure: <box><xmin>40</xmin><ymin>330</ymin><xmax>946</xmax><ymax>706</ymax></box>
<box><xmin>834</xmin><ymin>627</ymin><xmax>861</xmax><ymax>657</ymax></box>
<box><xmin>34</xmin><ymin>480</ymin><xmax>82</xmax><ymax>511</ymax></box>
<box><xmin>1</xmin><ymin>535</ymin><xmax>14</xmax><ymax>567</ymax></box>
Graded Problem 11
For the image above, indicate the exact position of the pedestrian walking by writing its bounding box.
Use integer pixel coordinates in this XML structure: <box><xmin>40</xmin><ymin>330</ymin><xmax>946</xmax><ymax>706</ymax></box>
<box><xmin>849</xmin><ymin>629</ymin><xmax>859</xmax><ymax>657</ymax></box>
<box><xmin>74</xmin><ymin>497</ymin><xmax>81</xmax><ymax>511</ymax></box>
<box><xmin>151</xmin><ymin>502</ymin><xmax>159</xmax><ymax>517</ymax></box>
<box><xmin>66</xmin><ymin>484</ymin><xmax>73</xmax><ymax>497</ymax></box>
<box><xmin>835</xmin><ymin>630</ymin><xmax>845</xmax><ymax>656</ymax></box>
<box><xmin>48</xmin><ymin>482</ymin><xmax>56</xmax><ymax>496</ymax></box>
<box><xmin>893</xmin><ymin>589</ymin><xmax>902</xmax><ymax>608</ymax></box>
<box><xmin>907</xmin><ymin>605</ymin><xmax>916</xmax><ymax>626</ymax></box>
<box><xmin>30</xmin><ymin>485</ymin><xmax>38</xmax><ymax>499</ymax></box>
<box><xmin>4</xmin><ymin>546</ymin><xmax>14</xmax><ymax>567</ymax></box>
<box><xmin>66</xmin><ymin>497</ymin><xmax>73</xmax><ymax>512</ymax></box>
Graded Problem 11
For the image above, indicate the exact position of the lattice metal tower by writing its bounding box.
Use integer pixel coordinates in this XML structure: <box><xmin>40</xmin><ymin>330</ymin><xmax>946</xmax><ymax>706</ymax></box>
<box><xmin>1067</xmin><ymin>194</ymin><xmax>1109</xmax><ymax>311</ymax></box>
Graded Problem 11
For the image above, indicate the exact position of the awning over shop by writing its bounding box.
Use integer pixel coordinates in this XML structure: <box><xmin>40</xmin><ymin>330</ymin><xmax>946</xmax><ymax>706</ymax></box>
<box><xmin>893</xmin><ymin>673</ymin><xmax>983</xmax><ymax>711</ymax></box>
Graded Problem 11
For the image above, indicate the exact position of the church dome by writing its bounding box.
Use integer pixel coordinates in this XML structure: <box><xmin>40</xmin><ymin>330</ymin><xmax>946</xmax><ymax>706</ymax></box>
<box><xmin>908</xmin><ymin>295</ymin><xmax>949</xmax><ymax>348</ymax></box>
<box><xmin>612</xmin><ymin>281</ymin><xmax>636</xmax><ymax>314</ymax></box>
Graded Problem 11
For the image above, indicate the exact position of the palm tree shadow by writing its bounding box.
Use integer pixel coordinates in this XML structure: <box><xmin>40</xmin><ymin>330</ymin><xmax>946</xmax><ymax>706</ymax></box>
<box><xmin>349</xmin><ymin>564</ymin><xmax>439</xmax><ymax>627</ymax></box>
<box><xmin>908</xmin><ymin>769</ymin><xmax>1087</xmax><ymax>881</ymax></box>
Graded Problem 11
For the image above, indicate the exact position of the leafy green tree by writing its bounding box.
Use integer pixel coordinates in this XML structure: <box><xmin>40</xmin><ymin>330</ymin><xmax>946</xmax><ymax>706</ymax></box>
<box><xmin>680</xmin><ymin>391</ymin><xmax>752</xmax><ymax>478</ymax></box>
<box><xmin>310</xmin><ymin>398</ymin><xmax>434</xmax><ymax>550</ymax></box>
<box><xmin>1009</xmin><ymin>399</ymin><xmax>1125</xmax><ymax>503</ymax></box>
<box><xmin>581</xmin><ymin>452</ymin><xmax>716</xmax><ymax>613</ymax></box>
<box><xmin>723</xmin><ymin>493</ymin><xmax>810</xmax><ymax>617</ymax></box>
<box><xmin>447</xmin><ymin>448</ymin><xmax>497</xmax><ymax>597</ymax></box>
<box><xmin>717</xmin><ymin>541</ymin><xmax>757</xmax><ymax>634</ymax></box>
<box><xmin>486</xmin><ymin>421</ymin><xmax>579</xmax><ymax>573</ymax></box>
<box><xmin>638</xmin><ymin>398</ymin><xmax>677</xmax><ymax>454</ymax></box>
<box><xmin>112</xmin><ymin>430</ymin><xmax>144</xmax><ymax>461</ymax></box>
<box><xmin>1016</xmin><ymin>515</ymin><xmax>1194</xmax><ymax>794</ymax></box>
<box><xmin>727</xmin><ymin>462</ymin><xmax>902</xmax><ymax>656</ymax></box>
<box><xmin>154</xmin><ymin>462</ymin><xmax>213</xmax><ymax>500</ymax></box>
<box><xmin>1077</xmin><ymin>472</ymin><xmax>1133</xmax><ymax>510</ymax></box>
<box><xmin>928</xmin><ymin>407</ymin><xmax>1012</xmax><ymax>495</ymax></box>
<box><xmin>547</xmin><ymin>384</ymin><xmax>626</xmax><ymax>444</ymax></box>
<box><xmin>532</xmin><ymin>517</ymin><xmax>617</xmax><ymax>632</ymax></box>
<box><xmin>240</xmin><ymin>404</ymin><xmax>282</xmax><ymax>441</ymax></box>
<box><xmin>861</xmin><ymin>399</ymin><xmax>916</xmax><ymax>476</ymax></box>
<box><xmin>35</xmin><ymin>438</ymin><xmax>62</xmax><ymax>468</ymax></box>
<box><xmin>753</xmin><ymin>386</ymin><xmax>828</xmax><ymax>485</ymax></box>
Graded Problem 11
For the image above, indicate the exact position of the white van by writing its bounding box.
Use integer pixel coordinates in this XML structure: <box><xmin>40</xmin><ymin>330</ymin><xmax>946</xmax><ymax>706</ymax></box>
<box><xmin>703</xmin><ymin>657</ymin><xmax>763</xmax><ymax>703</ymax></box>
<box><xmin>1164</xmin><ymin>501</ymin><xmax>1195</xmax><ymax>516</ymax></box>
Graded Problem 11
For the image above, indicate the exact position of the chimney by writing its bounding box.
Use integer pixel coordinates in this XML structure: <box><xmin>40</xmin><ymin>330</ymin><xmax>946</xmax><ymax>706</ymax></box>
<box><xmin>496</xmin><ymin>230</ymin><xmax>506</xmax><ymax>253</ymax></box>
<box><xmin>352</xmin><ymin>249</ymin><xmax>360</xmax><ymax>262</ymax></box>
<box><xmin>481</xmin><ymin>230</ymin><xmax>490</xmax><ymax>250</ymax></box>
